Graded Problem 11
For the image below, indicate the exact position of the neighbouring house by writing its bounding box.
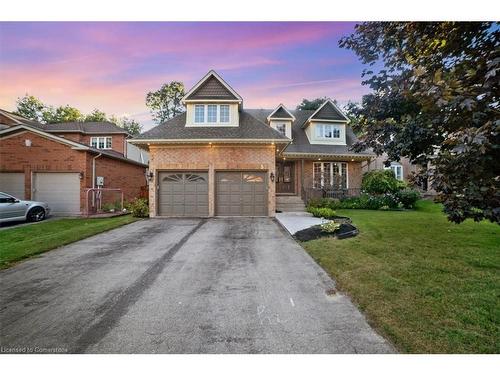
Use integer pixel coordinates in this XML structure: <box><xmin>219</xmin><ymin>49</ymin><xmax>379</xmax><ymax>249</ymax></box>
<box><xmin>362</xmin><ymin>154</ymin><xmax>418</xmax><ymax>182</ymax></box>
<box><xmin>0</xmin><ymin>109</ymin><xmax>148</xmax><ymax>215</ymax></box>
<box><xmin>129</xmin><ymin>70</ymin><xmax>374</xmax><ymax>217</ymax></box>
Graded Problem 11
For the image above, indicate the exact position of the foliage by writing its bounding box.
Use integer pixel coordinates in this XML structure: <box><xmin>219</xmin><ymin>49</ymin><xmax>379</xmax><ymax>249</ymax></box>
<box><xmin>361</xmin><ymin>170</ymin><xmax>400</xmax><ymax>194</ymax></box>
<box><xmin>320</xmin><ymin>221</ymin><xmax>341</xmax><ymax>233</ymax></box>
<box><xmin>339</xmin><ymin>22</ymin><xmax>500</xmax><ymax>224</ymax></box>
<box><xmin>14</xmin><ymin>94</ymin><xmax>46</xmax><ymax>122</ymax></box>
<box><xmin>120</xmin><ymin>117</ymin><xmax>143</xmax><ymax>136</ymax></box>
<box><xmin>396</xmin><ymin>188</ymin><xmax>421</xmax><ymax>209</ymax></box>
<box><xmin>307</xmin><ymin>206</ymin><xmax>337</xmax><ymax>219</ymax></box>
<box><xmin>307</xmin><ymin>197</ymin><xmax>340</xmax><ymax>210</ymax></box>
<box><xmin>303</xmin><ymin>200</ymin><xmax>500</xmax><ymax>353</ymax></box>
<box><xmin>296</xmin><ymin>97</ymin><xmax>333</xmax><ymax>111</ymax></box>
<box><xmin>43</xmin><ymin>105</ymin><xmax>83</xmax><ymax>123</ymax></box>
<box><xmin>84</xmin><ymin>108</ymin><xmax>108</xmax><ymax>122</ymax></box>
<box><xmin>146</xmin><ymin>81</ymin><xmax>185</xmax><ymax>124</ymax></box>
<box><xmin>125</xmin><ymin>198</ymin><xmax>149</xmax><ymax>218</ymax></box>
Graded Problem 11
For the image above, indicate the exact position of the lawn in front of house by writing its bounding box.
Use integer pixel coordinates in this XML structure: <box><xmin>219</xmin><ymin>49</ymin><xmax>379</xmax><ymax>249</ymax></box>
<box><xmin>301</xmin><ymin>200</ymin><xmax>500</xmax><ymax>353</ymax></box>
<box><xmin>0</xmin><ymin>215</ymin><xmax>140</xmax><ymax>269</ymax></box>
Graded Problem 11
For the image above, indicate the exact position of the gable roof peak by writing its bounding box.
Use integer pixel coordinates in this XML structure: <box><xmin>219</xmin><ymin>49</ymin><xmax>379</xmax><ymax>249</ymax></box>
<box><xmin>267</xmin><ymin>103</ymin><xmax>296</xmax><ymax>121</ymax></box>
<box><xmin>182</xmin><ymin>70</ymin><xmax>243</xmax><ymax>103</ymax></box>
<box><xmin>305</xmin><ymin>99</ymin><xmax>349</xmax><ymax>125</ymax></box>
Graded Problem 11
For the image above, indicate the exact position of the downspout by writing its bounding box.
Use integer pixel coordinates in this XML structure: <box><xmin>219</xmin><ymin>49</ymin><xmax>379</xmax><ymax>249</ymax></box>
<box><xmin>92</xmin><ymin>153</ymin><xmax>102</xmax><ymax>208</ymax></box>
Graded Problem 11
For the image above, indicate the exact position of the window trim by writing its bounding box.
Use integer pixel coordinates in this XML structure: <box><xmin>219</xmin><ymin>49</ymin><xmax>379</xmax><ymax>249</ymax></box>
<box><xmin>386</xmin><ymin>163</ymin><xmax>404</xmax><ymax>181</ymax></box>
<box><xmin>315</xmin><ymin>123</ymin><xmax>341</xmax><ymax>139</ymax></box>
<box><xmin>90</xmin><ymin>136</ymin><xmax>112</xmax><ymax>150</ymax></box>
<box><xmin>313</xmin><ymin>161</ymin><xmax>349</xmax><ymax>189</ymax></box>
<box><xmin>192</xmin><ymin>104</ymin><xmax>231</xmax><ymax>125</ymax></box>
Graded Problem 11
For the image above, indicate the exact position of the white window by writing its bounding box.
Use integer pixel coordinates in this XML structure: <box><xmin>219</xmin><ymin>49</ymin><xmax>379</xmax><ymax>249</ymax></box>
<box><xmin>313</xmin><ymin>162</ymin><xmax>348</xmax><ymax>189</ymax></box>
<box><xmin>388</xmin><ymin>163</ymin><xmax>403</xmax><ymax>181</ymax></box>
<box><xmin>90</xmin><ymin>136</ymin><xmax>112</xmax><ymax>150</ymax></box>
<box><xmin>276</xmin><ymin>123</ymin><xmax>286</xmax><ymax>136</ymax></box>
<box><xmin>195</xmin><ymin>105</ymin><xmax>205</xmax><ymax>123</ymax></box>
<box><xmin>315</xmin><ymin>124</ymin><xmax>341</xmax><ymax>139</ymax></box>
<box><xmin>220</xmin><ymin>105</ymin><xmax>230</xmax><ymax>123</ymax></box>
<box><xmin>207</xmin><ymin>104</ymin><xmax>217</xmax><ymax>122</ymax></box>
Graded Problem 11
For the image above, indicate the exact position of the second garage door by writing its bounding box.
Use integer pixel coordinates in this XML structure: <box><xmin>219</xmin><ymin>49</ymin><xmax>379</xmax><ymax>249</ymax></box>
<box><xmin>33</xmin><ymin>172</ymin><xmax>81</xmax><ymax>215</ymax></box>
<box><xmin>216</xmin><ymin>171</ymin><xmax>268</xmax><ymax>216</ymax></box>
<box><xmin>0</xmin><ymin>173</ymin><xmax>25</xmax><ymax>199</ymax></box>
<box><xmin>158</xmin><ymin>172</ymin><xmax>209</xmax><ymax>216</ymax></box>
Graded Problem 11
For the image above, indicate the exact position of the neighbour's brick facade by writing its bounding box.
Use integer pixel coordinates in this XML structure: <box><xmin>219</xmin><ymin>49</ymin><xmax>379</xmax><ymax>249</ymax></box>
<box><xmin>0</xmin><ymin>131</ymin><xmax>146</xmax><ymax>213</ymax></box>
<box><xmin>148</xmin><ymin>144</ymin><xmax>276</xmax><ymax>217</ymax></box>
<box><xmin>56</xmin><ymin>133</ymin><xmax>127</xmax><ymax>155</ymax></box>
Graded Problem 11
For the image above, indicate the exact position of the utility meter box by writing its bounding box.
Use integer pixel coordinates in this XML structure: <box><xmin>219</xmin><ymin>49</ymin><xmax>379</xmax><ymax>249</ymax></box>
<box><xmin>96</xmin><ymin>176</ymin><xmax>104</xmax><ymax>187</ymax></box>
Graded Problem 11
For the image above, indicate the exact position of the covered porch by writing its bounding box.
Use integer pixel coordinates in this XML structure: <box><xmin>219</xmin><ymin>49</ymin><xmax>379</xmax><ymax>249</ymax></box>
<box><xmin>275</xmin><ymin>153</ymin><xmax>372</xmax><ymax>205</ymax></box>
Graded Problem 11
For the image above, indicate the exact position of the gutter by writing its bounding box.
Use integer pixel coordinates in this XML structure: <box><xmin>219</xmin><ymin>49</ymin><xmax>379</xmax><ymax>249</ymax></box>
<box><xmin>92</xmin><ymin>153</ymin><xmax>102</xmax><ymax>190</ymax></box>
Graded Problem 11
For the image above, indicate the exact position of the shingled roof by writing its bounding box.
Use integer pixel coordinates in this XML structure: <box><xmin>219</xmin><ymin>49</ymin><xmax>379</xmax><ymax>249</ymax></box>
<box><xmin>268</xmin><ymin>104</ymin><xmax>295</xmax><ymax>120</ymax></box>
<box><xmin>245</xmin><ymin>108</ymin><xmax>374</xmax><ymax>158</ymax></box>
<box><xmin>34</xmin><ymin>121</ymin><xmax>129</xmax><ymax>135</ymax></box>
<box><xmin>182</xmin><ymin>70</ymin><xmax>242</xmax><ymax>102</ymax></box>
<box><xmin>307</xmin><ymin>100</ymin><xmax>349</xmax><ymax>123</ymax></box>
<box><xmin>132</xmin><ymin>111</ymin><xmax>289</xmax><ymax>142</ymax></box>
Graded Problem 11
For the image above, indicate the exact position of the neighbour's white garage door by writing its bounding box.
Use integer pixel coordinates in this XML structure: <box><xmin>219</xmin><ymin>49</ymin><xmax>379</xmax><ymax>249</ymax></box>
<box><xmin>33</xmin><ymin>172</ymin><xmax>80</xmax><ymax>215</ymax></box>
<box><xmin>0</xmin><ymin>173</ymin><xmax>25</xmax><ymax>199</ymax></box>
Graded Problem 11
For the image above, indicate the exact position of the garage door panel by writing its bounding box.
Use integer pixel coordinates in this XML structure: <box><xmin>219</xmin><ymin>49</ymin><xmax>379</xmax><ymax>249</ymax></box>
<box><xmin>0</xmin><ymin>173</ymin><xmax>25</xmax><ymax>199</ymax></box>
<box><xmin>215</xmin><ymin>171</ymin><xmax>268</xmax><ymax>216</ymax></box>
<box><xmin>34</xmin><ymin>172</ymin><xmax>80</xmax><ymax>215</ymax></box>
<box><xmin>158</xmin><ymin>172</ymin><xmax>208</xmax><ymax>217</ymax></box>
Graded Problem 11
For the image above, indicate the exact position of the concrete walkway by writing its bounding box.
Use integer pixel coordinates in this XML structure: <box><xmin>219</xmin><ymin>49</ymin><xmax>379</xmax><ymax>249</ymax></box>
<box><xmin>0</xmin><ymin>218</ymin><xmax>393</xmax><ymax>353</ymax></box>
<box><xmin>275</xmin><ymin>212</ymin><xmax>325</xmax><ymax>235</ymax></box>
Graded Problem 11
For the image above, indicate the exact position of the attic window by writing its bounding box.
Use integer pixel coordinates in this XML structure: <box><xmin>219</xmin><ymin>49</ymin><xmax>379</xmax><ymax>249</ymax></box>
<box><xmin>91</xmin><ymin>136</ymin><xmax>112</xmax><ymax>149</ymax></box>
<box><xmin>192</xmin><ymin>104</ymin><xmax>230</xmax><ymax>125</ymax></box>
<box><xmin>195</xmin><ymin>105</ymin><xmax>205</xmax><ymax>123</ymax></box>
<box><xmin>315</xmin><ymin>124</ymin><xmax>340</xmax><ymax>139</ymax></box>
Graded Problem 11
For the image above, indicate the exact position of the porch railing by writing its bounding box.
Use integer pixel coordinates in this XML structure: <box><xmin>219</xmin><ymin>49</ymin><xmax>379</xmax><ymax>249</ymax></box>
<box><xmin>301</xmin><ymin>187</ymin><xmax>361</xmax><ymax>205</ymax></box>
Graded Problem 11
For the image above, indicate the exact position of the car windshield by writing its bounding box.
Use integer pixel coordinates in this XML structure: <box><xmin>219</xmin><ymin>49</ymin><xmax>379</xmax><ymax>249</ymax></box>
<box><xmin>0</xmin><ymin>192</ymin><xmax>17</xmax><ymax>203</ymax></box>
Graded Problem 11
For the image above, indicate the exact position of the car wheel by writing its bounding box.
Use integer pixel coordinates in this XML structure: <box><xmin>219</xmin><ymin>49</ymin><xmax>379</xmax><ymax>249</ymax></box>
<box><xmin>27</xmin><ymin>207</ymin><xmax>46</xmax><ymax>222</ymax></box>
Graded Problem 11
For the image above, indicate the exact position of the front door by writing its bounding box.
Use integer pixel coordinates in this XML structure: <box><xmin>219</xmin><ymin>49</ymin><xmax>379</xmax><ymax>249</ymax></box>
<box><xmin>276</xmin><ymin>161</ymin><xmax>295</xmax><ymax>194</ymax></box>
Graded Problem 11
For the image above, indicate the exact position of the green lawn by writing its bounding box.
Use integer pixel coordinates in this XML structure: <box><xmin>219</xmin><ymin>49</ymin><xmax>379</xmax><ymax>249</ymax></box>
<box><xmin>302</xmin><ymin>200</ymin><xmax>500</xmax><ymax>353</ymax></box>
<box><xmin>0</xmin><ymin>215</ymin><xmax>140</xmax><ymax>269</ymax></box>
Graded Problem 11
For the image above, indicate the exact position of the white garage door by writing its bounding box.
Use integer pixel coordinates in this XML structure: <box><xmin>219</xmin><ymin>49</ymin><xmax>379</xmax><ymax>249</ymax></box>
<box><xmin>33</xmin><ymin>172</ymin><xmax>80</xmax><ymax>215</ymax></box>
<box><xmin>0</xmin><ymin>173</ymin><xmax>25</xmax><ymax>199</ymax></box>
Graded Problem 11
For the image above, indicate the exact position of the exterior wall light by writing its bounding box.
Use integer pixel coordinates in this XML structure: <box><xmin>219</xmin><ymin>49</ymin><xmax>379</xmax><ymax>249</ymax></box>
<box><xmin>25</xmin><ymin>139</ymin><xmax>32</xmax><ymax>147</ymax></box>
<box><xmin>147</xmin><ymin>170</ymin><xmax>154</xmax><ymax>181</ymax></box>
<box><xmin>79</xmin><ymin>172</ymin><xmax>84</xmax><ymax>179</ymax></box>
<box><xmin>270</xmin><ymin>172</ymin><xmax>275</xmax><ymax>182</ymax></box>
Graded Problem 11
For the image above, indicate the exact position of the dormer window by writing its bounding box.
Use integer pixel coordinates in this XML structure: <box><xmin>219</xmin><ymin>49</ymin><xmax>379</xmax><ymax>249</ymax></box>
<box><xmin>91</xmin><ymin>136</ymin><xmax>112</xmax><ymax>149</ymax></box>
<box><xmin>276</xmin><ymin>123</ymin><xmax>287</xmax><ymax>136</ymax></box>
<box><xmin>195</xmin><ymin>105</ymin><xmax>205</xmax><ymax>123</ymax></box>
<box><xmin>220</xmin><ymin>105</ymin><xmax>230</xmax><ymax>123</ymax></box>
<box><xmin>316</xmin><ymin>124</ymin><xmax>341</xmax><ymax>139</ymax></box>
<box><xmin>193</xmin><ymin>104</ymin><xmax>231</xmax><ymax>125</ymax></box>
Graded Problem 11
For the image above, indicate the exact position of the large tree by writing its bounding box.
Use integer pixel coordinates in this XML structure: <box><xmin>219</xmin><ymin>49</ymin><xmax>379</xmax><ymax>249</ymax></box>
<box><xmin>84</xmin><ymin>108</ymin><xmax>108</xmax><ymax>122</ymax></box>
<box><xmin>146</xmin><ymin>81</ymin><xmax>185</xmax><ymax>124</ymax></box>
<box><xmin>42</xmin><ymin>105</ymin><xmax>83</xmax><ymax>123</ymax></box>
<box><xmin>120</xmin><ymin>117</ymin><xmax>143</xmax><ymax>136</ymax></box>
<box><xmin>339</xmin><ymin>22</ymin><xmax>499</xmax><ymax>224</ymax></box>
<box><xmin>15</xmin><ymin>94</ymin><xmax>46</xmax><ymax>122</ymax></box>
<box><xmin>296</xmin><ymin>97</ymin><xmax>332</xmax><ymax>111</ymax></box>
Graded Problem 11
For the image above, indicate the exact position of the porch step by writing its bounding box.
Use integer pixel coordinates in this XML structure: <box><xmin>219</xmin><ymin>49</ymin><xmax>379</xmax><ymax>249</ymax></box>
<box><xmin>276</xmin><ymin>195</ymin><xmax>307</xmax><ymax>212</ymax></box>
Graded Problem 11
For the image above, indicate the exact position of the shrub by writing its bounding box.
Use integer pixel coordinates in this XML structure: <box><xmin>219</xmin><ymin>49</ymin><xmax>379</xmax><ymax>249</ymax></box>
<box><xmin>320</xmin><ymin>221</ymin><xmax>341</xmax><ymax>233</ymax></box>
<box><xmin>125</xmin><ymin>198</ymin><xmax>149</xmax><ymax>218</ymax></box>
<box><xmin>307</xmin><ymin>206</ymin><xmax>337</xmax><ymax>219</ymax></box>
<box><xmin>307</xmin><ymin>197</ymin><xmax>340</xmax><ymax>210</ymax></box>
<box><xmin>362</xmin><ymin>170</ymin><xmax>400</xmax><ymax>194</ymax></box>
<box><xmin>396</xmin><ymin>188</ymin><xmax>421</xmax><ymax>209</ymax></box>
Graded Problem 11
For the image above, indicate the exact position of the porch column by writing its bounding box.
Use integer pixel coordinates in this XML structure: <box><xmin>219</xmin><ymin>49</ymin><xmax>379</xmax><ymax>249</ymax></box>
<box><xmin>301</xmin><ymin>159</ymin><xmax>305</xmax><ymax>193</ymax></box>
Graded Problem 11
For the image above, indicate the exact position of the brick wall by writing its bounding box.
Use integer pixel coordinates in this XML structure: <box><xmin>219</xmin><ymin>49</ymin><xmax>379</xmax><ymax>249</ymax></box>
<box><xmin>55</xmin><ymin>133</ymin><xmax>126</xmax><ymax>155</ymax></box>
<box><xmin>0</xmin><ymin>131</ymin><xmax>88</xmax><ymax>210</ymax></box>
<box><xmin>94</xmin><ymin>155</ymin><xmax>147</xmax><ymax>205</ymax></box>
<box><xmin>1</xmin><ymin>130</ymin><xmax>146</xmax><ymax>213</ymax></box>
<box><xmin>148</xmin><ymin>144</ymin><xmax>276</xmax><ymax>217</ymax></box>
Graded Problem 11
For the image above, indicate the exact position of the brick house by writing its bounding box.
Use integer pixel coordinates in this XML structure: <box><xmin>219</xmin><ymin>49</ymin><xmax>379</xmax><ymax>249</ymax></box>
<box><xmin>130</xmin><ymin>70</ymin><xmax>374</xmax><ymax>217</ymax></box>
<box><xmin>0</xmin><ymin>109</ymin><xmax>148</xmax><ymax>215</ymax></box>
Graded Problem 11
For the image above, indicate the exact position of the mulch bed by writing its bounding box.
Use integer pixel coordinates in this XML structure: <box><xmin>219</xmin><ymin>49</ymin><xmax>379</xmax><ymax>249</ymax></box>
<box><xmin>294</xmin><ymin>219</ymin><xmax>359</xmax><ymax>242</ymax></box>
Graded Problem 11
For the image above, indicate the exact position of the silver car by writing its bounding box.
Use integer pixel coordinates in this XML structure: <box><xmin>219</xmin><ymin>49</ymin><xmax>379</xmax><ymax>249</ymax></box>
<box><xmin>0</xmin><ymin>192</ymin><xmax>51</xmax><ymax>223</ymax></box>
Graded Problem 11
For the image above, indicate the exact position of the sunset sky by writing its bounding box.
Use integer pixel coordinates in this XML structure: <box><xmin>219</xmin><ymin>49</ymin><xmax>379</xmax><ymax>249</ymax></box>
<box><xmin>0</xmin><ymin>22</ymin><xmax>370</xmax><ymax>130</ymax></box>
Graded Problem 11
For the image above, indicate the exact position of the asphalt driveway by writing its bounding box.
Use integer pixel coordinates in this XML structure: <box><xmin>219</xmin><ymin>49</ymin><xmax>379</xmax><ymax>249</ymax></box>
<box><xmin>0</xmin><ymin>218</ymin><xmax>393</xmax><ymax>353</ymax></box>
